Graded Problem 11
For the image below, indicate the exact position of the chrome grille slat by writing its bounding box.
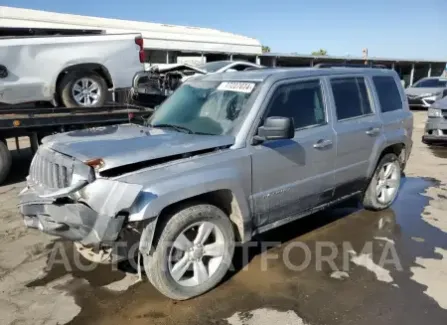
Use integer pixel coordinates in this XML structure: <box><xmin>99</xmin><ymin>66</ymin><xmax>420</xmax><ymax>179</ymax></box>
<box><xmin>55</xmin><ymin>164</ymin><xmax>61</xmax><ymax>188</ymax></box>
<box><xmin>62</xmin><ymin>166</ymin><xmax>67</xmax><ymax>187</ymax></box>
<box><xmin>36</xmin><ymin>155</ymin><xmax>42</xmax><ymax>183</ymax></box>
<box><xmin>51</xmin><ymin>161</ymin><xmax>58</xmax><ymax>189</ymax></box>
<box><xmin>44</xmin><ymin>157</ymin><xmax>50</xmax><ymax>187</ymax></box>
<box><xmin>29</xmin><ymin>148</ymin><xmax>74</xmax><ymax>190</ymax></box>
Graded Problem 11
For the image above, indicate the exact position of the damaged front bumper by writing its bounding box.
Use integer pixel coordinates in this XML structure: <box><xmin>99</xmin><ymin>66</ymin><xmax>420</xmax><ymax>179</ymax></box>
<box><xmin>18</xmin><ymin>179</ymin><xmax>143</xmax><ymax>247</ymax></box>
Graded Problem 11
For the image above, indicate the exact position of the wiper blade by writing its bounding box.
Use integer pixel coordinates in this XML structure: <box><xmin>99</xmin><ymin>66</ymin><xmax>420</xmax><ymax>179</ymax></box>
<box><xmin>192</xmin><ymin>131</ymin><xmax>215</xmax><ymax>135</ymax></box>
<box><xmin>151</xmin><ymin>124</ymin><xmax>215</xmax><ymax>135</ymax></box>
<box><xmin>151</xmin><ymin>123</ymin><xmax>193</xmax><ymax>134</ymax></box>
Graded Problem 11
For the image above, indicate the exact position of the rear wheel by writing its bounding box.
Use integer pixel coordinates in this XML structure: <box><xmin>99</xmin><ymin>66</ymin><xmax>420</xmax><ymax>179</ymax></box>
<box><xmin>59</xmin><ymin>71</ymin><xmax>108</xmax><ymax>108</ymax></box>
<box><xmin>0</xmin><ymin>140</ymin><xmax>12</xmax><ymax>184</ymax></box>
<box><xmin>363</xmin><ymin>153</ymin><xmax>401</xmax><ymax>211</ymax></box>
<box><xmin>143</xmin><ymin>203</ymin><xmax>235</xmax><ymax>300</ymax></box>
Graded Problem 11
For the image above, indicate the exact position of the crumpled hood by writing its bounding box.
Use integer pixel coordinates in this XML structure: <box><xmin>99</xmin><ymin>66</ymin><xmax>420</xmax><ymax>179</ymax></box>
<box><xmin>42</xmin><ymin>124</ymin><xmax>234</xmax><ymax>171</ymax></box>
<box><xmin>149</xmin><ymin>63</ymin><xmax>207</xmax><ymax>75</ymax></box>
<box><xmin>405</xmin><ymin>87</ymin><xmax>443</xmax><ymax>96</ymax></box>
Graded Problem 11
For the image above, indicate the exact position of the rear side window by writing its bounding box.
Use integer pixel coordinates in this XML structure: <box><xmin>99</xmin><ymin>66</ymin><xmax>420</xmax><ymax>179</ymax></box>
<box><xmin>330</xmin><ymin>77</ymin><xmax>372</xmax><ymax>120</ymax></box>
<box><xmin>266</xmin><ymin>79</ymin><xmax>326</xmax><ymax>129</ymax></box>
<box><xmin>372</xmin><ymin>76</ymin><xmax>403</xmax><ymax>112</ymax></box>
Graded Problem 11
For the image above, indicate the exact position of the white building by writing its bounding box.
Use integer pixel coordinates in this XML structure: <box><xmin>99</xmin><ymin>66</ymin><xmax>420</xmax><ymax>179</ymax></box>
<box><xmin>0</xmin><ymin>6</ymin><xmax>262</xmax><ymax>64</ymax></box>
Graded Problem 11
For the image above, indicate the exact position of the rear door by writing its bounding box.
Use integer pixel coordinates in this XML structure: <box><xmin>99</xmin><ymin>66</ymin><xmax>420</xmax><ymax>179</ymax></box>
<box><xmin>371</xmin><ymin>74</ymin><xmax>410</xmax><ymax>138</ymax></box>
<box><xmin>327</xmin><ymin>75</ymin><xmax>384</xmax><ymax>198</ymax></box>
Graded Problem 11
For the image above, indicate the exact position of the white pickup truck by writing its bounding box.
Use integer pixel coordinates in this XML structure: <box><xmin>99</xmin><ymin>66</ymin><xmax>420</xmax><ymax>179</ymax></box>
<box><xmin>0</xmin><ymin>33</ymin><xmax>145</xmax><ymax>107</ymax></box>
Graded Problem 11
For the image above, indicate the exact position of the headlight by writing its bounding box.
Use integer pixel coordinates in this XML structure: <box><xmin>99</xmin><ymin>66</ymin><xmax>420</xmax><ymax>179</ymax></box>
<box><xmin>428</xmin><ymin>108</ymin><xmax>442</xmax><ymax>118</ymax></box>
<box><xmin>419</xmin><ymin>93</ymin><xmax>433</xmax><ymax>97</ymax></box>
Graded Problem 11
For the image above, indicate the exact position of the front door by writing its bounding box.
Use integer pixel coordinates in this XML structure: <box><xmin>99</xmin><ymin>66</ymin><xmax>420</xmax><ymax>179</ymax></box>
<box><xmin>327</xmin><ymin>76</ymin><xmax>383</xmax><ymax>198</ymax></box>
<box><xmin>250</xmin><ymin>78</ymin><xmax>336</xmax><ymax>227</ymax></box>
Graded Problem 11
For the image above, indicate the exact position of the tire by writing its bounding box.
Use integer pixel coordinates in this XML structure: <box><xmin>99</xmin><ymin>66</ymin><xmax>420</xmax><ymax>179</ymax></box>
<box><xmin>59</xmin><ymin>71</ymin><xmax>108</xmax><ymax>108</ymax></box>
<box><xmin>143</xmin><ymin>203</ymin><xmax>235</xmax><ymax>300</ymax></box>
<box><xmin>363</xmin><ymin>153</ymin><xmax>401</xmax><ymax>211</ymax></box>
<box><xmin>0</xmin><ymin>140</ymin><xmax>12</xmax><ymax>184</ymax></box>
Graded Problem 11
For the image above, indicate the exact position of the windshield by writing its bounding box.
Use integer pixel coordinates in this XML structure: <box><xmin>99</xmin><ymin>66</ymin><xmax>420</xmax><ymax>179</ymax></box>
<box><xmin>197</xmin><ymin>61</ymin><xmax>233</xmax><ymax>73</ymax></box>
<box><xmin>148</xmin><ymin>79</ymin><xmax>260</xmax><ymax>136</ymax></box>
<box><xmin>412</xmin><ymin>78</ymin><xmax>447</xmax><ymax>88</ymax></box>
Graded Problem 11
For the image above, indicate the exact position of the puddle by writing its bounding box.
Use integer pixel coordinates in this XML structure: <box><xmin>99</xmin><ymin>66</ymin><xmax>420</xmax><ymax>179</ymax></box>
<box><xmin>25</xmin><ymin>177</ymin><xmax>447</xmax><ymax>325</ymax></box>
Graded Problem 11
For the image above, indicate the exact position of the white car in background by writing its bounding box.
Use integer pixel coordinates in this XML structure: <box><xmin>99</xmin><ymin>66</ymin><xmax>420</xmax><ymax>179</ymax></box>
<box><xmin>405</xmin><ymin>77</ymin><xmax>447</xmax><ymax>109</ymax></box>
<box><xmin>195</xmin><ymin>60</ymin><xmax>263</xmax><ymax>74</ymax></box>
<box><xmin>132</xmin><ymin>60</ymin><xmax>264</xmax><ymax>107</ymax></box>
<box><xmin>0</xmin><ymin>33</ymin><xmax>145</xmax><ymax>107</ymax></box>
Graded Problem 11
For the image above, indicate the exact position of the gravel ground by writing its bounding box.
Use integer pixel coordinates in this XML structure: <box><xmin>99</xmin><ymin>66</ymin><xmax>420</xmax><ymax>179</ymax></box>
<box><xmin>0</xmin><ymin>111</ymin><xmax>446</xmax><ymax>325</ymax></box>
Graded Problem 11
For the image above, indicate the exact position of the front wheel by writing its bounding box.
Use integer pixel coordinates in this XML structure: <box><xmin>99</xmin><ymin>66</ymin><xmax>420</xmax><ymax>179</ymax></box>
<box><xmin>143</xmin><ymin>203</ymin><xmax>235</xmax><ymax>300</ymax></box>
<box><xmin>363</xmin><ymin>153</ymin><xmax>402</xmax><ymax>211</ymax></box>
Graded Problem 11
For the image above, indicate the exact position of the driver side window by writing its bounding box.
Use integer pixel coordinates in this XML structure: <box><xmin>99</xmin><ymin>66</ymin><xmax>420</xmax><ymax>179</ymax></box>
<box><xmin>265</xmin><ymin>79</ymin><xmax>326</xmax><ymax>130</ymax></box>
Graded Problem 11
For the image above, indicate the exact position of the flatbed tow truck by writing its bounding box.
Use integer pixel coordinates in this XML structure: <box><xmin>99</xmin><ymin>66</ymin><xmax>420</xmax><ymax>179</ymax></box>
<box><xmin>0</xmin><ymin>103</ymin><xmax>153</xmax><ymax>184</ymax></box>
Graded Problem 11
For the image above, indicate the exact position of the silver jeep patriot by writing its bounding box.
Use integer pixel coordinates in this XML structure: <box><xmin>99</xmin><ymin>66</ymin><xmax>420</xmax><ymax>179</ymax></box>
<box><xmin>19</xmin><ymin>67</ymin><xmax>413</xmax><ymax>300</ymax></box>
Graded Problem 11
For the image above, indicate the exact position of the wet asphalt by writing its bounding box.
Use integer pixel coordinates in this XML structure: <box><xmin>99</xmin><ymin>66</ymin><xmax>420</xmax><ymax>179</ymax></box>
<box><xmin>25</xmin><ymin>175</ymin><xmax>447</xmax><ymax>325</ymax></box>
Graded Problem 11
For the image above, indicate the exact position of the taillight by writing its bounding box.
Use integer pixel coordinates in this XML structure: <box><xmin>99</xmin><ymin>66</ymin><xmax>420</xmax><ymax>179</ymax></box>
<box><xmin>135</xmin><ymin>36</ymin><xmax>145</xmax><ymax>63</ymax></box>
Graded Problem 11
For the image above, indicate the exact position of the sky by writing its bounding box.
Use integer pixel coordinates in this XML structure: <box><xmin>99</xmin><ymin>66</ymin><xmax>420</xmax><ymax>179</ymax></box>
<box><xmin>2</xmin><ymin>0</ymin><xmax>446</xmax><ymax>60</ymax></box>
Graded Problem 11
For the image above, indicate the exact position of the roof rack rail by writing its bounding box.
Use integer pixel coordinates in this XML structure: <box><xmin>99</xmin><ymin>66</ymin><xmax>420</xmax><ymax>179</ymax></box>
<box><xmin>313</xmin><ymin>63</ymin><xmax>387</xmax><ymax>69</ymax></box>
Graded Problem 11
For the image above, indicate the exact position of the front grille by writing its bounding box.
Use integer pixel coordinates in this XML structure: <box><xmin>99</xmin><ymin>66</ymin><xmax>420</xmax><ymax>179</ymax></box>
<box><xmin>29</xmin><ymin>147</ymin><xmax>75</xmax><ymax>189</ymax></box>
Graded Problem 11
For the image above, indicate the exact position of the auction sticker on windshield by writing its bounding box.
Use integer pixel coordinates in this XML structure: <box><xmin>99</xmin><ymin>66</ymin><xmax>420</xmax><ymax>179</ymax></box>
<box><xmin>218</xmin><ymin>82</ymin><xmax>255</xmax><ymax>93</ymax></box>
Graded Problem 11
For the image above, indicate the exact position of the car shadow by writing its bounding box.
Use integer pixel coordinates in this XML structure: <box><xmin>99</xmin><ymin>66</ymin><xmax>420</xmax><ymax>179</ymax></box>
<box><xmin>223</xmin><ymin>200</ymin><xmax>362</xmax><ymax>283</ymax></box>
<box><xmin>427</xmin><ymin>145</ymin><xmax>447</xmax><ymax>159</ymax></box>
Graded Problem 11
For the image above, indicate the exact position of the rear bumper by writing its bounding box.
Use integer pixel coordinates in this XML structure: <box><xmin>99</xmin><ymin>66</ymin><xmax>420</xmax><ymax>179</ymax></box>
<box><xmin>422</xmin><ymin>135</ymin><xmax>447</xmax><ymax>144</ymax></box>
<box><xmin>422</xmin><ymin>117</ymin><xmax>447</xmax><ymax>144</ymax></box>
<box><xmin>18</xmin><ymin>186</ymin><xmax>125</xmax><ymax>246</ymax></box>
<box><xmin>423</xmin><ymin>118</ymin><xmax>447</xmax><ymax>144</ymax></box>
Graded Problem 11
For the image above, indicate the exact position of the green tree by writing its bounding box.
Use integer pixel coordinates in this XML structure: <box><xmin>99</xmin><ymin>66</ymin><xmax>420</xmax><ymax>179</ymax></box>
<box><xmin>311</xmin><ymin>49</ymin><xmax>328</xmax><ymax>56</ymax></box>
<box><xmin>262</xmin><ymin>45</ymin><xmax>271</xmax><ymax>53</ymax></box>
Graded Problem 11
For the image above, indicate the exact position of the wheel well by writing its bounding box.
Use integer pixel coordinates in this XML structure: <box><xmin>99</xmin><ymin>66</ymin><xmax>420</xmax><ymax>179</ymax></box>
<box><xmin>55</xmin><ymin>63</ymin><xmax>113</xmax><ymax>93</ymax></box>
<box><xmin>380</xmin><ymin>143</ymin><xmax>406</xmax><ymax>164</ymax></box>
<box><xmin>155</xmin><ymin>190</ymin><xmax>246</xmax><ymax>243</ymax></box>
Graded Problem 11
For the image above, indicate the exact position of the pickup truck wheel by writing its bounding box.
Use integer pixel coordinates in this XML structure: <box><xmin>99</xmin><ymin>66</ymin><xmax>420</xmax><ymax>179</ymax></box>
<box><xmin>0</xmin><ymin>140</ymin><xmax>12</xmax><ymax>184</ymax></box>
<box><xmin>59</xmin><ymin>71</ymin><xmax>107</xmax><ymax>108</ymax></box>
<box><xmin>363</xmin><ymin>153</ymin><xmax>401</xmax><ymax>211</ymax></box>
<box><xmin>143</xmin><ymin>203</ymin><xmax>235</xmax><ymax>300</ymax></box>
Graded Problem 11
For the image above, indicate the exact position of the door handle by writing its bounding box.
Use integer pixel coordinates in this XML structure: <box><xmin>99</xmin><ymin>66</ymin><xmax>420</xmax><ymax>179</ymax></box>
<box><xmin>313</xmin><ymin>139</ymin><xmax>333</xmax><ymax>149</ymax></box>
<box><xmin>365</xmin><ymin>127</ymin><xmax>381</xmax><ymax>136</ymax></box>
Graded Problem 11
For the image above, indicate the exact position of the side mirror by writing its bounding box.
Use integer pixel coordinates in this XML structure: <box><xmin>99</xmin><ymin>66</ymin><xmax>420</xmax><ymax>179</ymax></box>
<box><xmin>255</xmin><ymin>116</ymin><xmax>295</xmax><ymax>142</ymax></box>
